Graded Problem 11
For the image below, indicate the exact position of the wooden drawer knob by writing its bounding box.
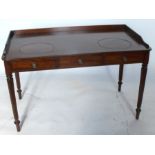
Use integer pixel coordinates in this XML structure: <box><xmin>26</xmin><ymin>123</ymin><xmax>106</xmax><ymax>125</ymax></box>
<box><xmin>32</xmin><ymin>62</ymin><xmax>37</xmax><ymax>69</ymax></box>
<box><xmin>78</xmin><ymin>58</ymin><xmax>83</xmax><ymax>65</ymax></box>
<box><xmin>123</xmin><ymin>56</ymin><xmax>128</xmax><ymax>62</ymax></box>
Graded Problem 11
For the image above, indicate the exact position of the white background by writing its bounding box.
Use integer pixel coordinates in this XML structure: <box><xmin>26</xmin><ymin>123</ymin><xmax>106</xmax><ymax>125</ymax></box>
<box><xmin>0</xmin><ymin>0</ymin><xmax>155</xmax><ymax>155</ymax></box>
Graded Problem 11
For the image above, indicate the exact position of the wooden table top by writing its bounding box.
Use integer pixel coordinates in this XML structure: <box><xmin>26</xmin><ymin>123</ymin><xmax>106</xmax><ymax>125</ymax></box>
<box><xmin>3</xmin><ymin>25</ymin><xmax>150</xmax><ymax>61</ymax></box>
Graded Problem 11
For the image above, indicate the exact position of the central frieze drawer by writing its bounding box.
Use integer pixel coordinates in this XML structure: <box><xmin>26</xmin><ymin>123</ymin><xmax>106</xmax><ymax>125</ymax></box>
<box><xmin>58</xmin><ymin>54</ymin><xmax>105</xmax><ymax>68</ymax></box>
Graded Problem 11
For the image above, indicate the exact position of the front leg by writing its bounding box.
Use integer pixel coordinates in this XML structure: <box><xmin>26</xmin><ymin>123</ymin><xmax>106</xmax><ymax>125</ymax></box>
<box><xmin>6</xmin><ymin>74</ymin><xmax>20</xmax><ymax>132</ymax></box>
<box><xmin>136</xmin><ymin>63</ymin><xmax>148</xmax><ymax>119</ymax></box>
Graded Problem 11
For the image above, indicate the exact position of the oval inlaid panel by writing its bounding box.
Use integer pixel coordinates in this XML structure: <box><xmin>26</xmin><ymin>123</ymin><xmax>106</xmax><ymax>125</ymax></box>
<box><xmin>20</xmin><ymin>43</ymin><xmax>53</xmax><ymax>53</ymax></box>
<box><xmin>98</xmin><ymin>38</ymin><xmax>132</xmax><ymax>50</ymax></box>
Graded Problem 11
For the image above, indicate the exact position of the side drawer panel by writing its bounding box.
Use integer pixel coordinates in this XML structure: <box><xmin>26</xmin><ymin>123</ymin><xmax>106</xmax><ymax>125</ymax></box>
<box><xmin>11</xmin><ymin>58</ymin><xmax>57</xmax><ymax>71</ymax></box>
<box><xmin>104</xmin><ymin>52</ymin><xmax>145</xmax><ymax>64</ymax></box>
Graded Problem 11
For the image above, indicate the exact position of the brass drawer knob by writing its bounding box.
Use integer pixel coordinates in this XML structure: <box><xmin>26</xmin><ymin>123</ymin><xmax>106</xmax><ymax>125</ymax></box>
<box><xmin>78</xmin><ymin>58</ymin><xmax>83</xmax><ymax>65</ymax></box>
<box><xmin>32</xmin><ymin>63</ymin><xmax>37</xmax><ymax>69</ymax></box>
<box><xmin>123</xmin><ymin>56</ymin><xmax>128</xmax><ymax>62</ymax></box>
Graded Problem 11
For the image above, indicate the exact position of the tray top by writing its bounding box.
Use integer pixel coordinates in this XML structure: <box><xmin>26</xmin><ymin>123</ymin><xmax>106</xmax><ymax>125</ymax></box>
<box><xmin>3</xmin><ymin>25</ymin><xmax>150</xmax><ymax>61</ymax></box>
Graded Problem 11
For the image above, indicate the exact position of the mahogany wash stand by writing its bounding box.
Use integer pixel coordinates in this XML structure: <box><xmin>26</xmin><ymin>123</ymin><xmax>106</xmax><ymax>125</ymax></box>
<box><xmin>2</xmin><ymin>25</ymin><xmax>151</xmax><ymax>132</ymax></box>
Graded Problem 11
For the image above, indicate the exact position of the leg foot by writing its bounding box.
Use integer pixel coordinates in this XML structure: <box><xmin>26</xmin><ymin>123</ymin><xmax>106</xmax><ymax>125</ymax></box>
<box><xmin>136</xmin><ymin>108</ymin><xmax>141</xmax><ymax>120</ymax></box>
<box><xmin>14</xmin><ymin>120</ymin><xmax>21</xmax><ymax>132</ymax></box>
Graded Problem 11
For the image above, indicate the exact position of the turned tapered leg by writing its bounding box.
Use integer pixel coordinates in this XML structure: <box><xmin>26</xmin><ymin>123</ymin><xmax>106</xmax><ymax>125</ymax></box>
<box><xmin>6</xmin><ymin>74</ymin><xmax>20</xmax><ymax>132</ymax></box>
<box><xmin>118</xmin><ymin>64</ymin><xmax>124</xmax><ymax>92</ymax></box>
<box><xmin>136</xmin><ymin>63</ymin><xmax>148</xmax><ymax>119</ymax></box>
<box><xmin>15</xmin><ymin>72</ymin><xmax>22</xmax><ymax>99</ymax></box>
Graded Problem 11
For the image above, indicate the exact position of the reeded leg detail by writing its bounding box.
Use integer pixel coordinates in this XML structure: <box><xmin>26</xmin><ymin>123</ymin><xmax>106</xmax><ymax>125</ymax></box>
<box><xmin>136</xmin><ymin>63</ymin><xmax>148</xmax><ymax>120</ymax></box>
<box><xmin>15</xmin><ymin>72</ymin><xmax>22</xmax><ymax>99</ymax></box>
<box><xmin>7</xmin><ymin>74</ymin><xmax>20</xmax><ymax>132</ymax></box>
<box><xmin>118</xmin><ymin>64</ymin><xmax>124</xmax><ymax>92</ymax></box>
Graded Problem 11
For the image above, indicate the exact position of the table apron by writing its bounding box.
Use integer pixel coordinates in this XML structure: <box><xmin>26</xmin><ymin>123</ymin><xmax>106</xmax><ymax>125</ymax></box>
<box><xmin>9</xmin><ymin>52</ymin><xmax>146</xmax><ymax>72</ymax></box>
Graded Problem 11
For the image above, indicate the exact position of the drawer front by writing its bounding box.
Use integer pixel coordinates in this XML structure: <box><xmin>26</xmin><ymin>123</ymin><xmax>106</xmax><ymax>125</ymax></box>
<box><xmin>58</xmin><ymin>54</ymin><xmax>105</xmax><ymax>68</ymax></box>
<box><xmin>11</xmin><ymin>59</ymin><xmax>57</xmax><ymax>71</ymax></box>
<box><xmin>104</xmin><ymin>52</ymin><xmax>145</xmax><ymax>64</ymax></box>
